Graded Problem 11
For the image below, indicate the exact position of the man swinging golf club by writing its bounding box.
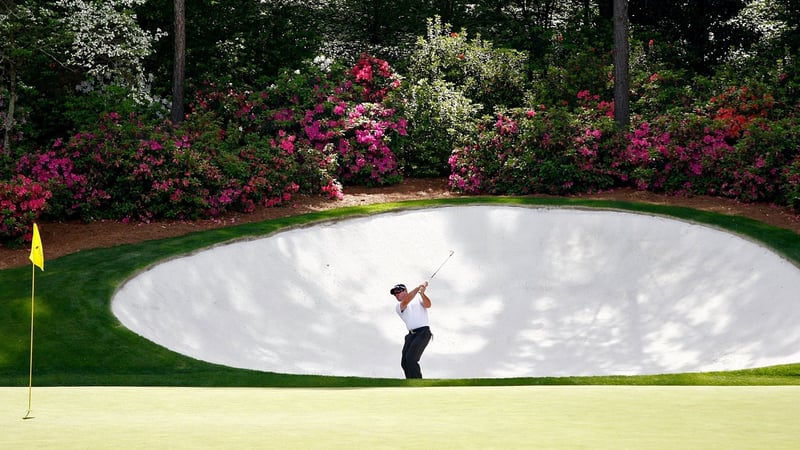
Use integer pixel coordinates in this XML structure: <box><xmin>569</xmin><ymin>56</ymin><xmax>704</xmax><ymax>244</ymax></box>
<box><xmin>390</xmin><ymin>281</ymin><xmax>432</xmax><ymax>379</ymax></box>
<box><xmin>390</xmin><ymin>251</ymin><xmax>453</xmax><ymax>379</ymax></box>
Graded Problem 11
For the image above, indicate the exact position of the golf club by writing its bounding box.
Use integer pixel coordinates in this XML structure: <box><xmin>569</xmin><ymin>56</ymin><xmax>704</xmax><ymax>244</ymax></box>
<box><xmin>429</xmin><ymin>250</ymin><xmax>455</xmax><ymax>281</ymax></box>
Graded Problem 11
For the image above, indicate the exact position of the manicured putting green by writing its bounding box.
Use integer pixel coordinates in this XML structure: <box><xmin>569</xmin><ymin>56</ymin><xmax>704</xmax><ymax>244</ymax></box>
<box><xmin>4</xmin><ymin>386</ymin><xmax>799</xmax><ymax>449</ymax></box>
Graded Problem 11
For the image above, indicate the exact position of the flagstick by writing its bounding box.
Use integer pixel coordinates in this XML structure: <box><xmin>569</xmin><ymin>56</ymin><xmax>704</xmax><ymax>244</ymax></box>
<box><xmin>24</xmin><ymin>264</ymin><xmax>35</xmax><ymax>420</ymax></box>
<box><xmin>24</xmin><ymin>223</ymin><xmax>43</xmax><ymax>420</ymax></box>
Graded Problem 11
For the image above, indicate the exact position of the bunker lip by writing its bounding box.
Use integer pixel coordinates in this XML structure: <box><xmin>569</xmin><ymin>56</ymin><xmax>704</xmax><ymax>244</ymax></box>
<box><xmin>112</xmin><ymin>205</ymin><xmax>800</xmax><ymax>379</ymax></box>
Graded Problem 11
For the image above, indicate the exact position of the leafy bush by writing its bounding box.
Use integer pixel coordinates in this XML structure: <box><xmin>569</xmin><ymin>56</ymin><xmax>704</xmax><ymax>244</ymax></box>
<box><xmin>449</xmin><ymin>91</ymin><xmax>619</xmax><ymax>195</ymax></box>
<box><xmin>398</xmin><ymin>16</ymin><xmax>526</xmax><ymax>177</ymax></box>
<box><xmin>0</xmin><ymin>175</ymin><xmax>51</xmax><ymax>246</ymax></box>
<box><xmin>617</xmin><ymin>113</ymin><xmax>726</xmax><ymax>193</ymax></box>
<box><xmin>392</xmin><ymin>78</ymin><xmax>480</xmax><ymax>177</ymax></box>
<box><xmin>617</xmin><ymin>83</ymin><xmax>800</xmax><ymax>204</ymax></box>
<box><xmin>629</xmin><ymin>68</ymin><xmax>697</xmax><ymax>118</ymax></box>
<box><xmin>24</xmin><ymin>113</ymin><xmax>228</xmax><ymax>222</ymax></box>
<box><xmin>783</xmin><ymin>152</ymin><xmax>800</xmax><ymax>212</ymax></box>
<box><xmin>15</xmin><ymin>146</ymin><xmax>93</xmax><ymax>220</ymax></box>
<box><xmin>3</xmin><ymin>54</ymin><xmax>408</xmax><ymax>242</ymax></box>
<box><xmin>449</xmin><ymin>78</ymin><xmax>800</xmax><ymax>211</ymax></box>
<box><xmin>188</xmin><ymin>54</ymin><xmax>407</xmax><ymax>187</ymax></box>
<box><xmin>724</xmin><ymin>117</ymin><xmax>800</xmax><ymax>203</ymax></box>
<box><xmin>530</xmin><ymin>31</ymin><xmax>612</xmax><ymax>107</ymax></box>
<box><xmin>406</xmin><ymin>16</ymin><xmax>528</xmax><ymax>113</ymax></box>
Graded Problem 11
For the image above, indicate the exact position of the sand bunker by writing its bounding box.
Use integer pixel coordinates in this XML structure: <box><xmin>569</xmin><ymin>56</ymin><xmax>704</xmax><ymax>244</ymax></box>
<box><xmin>112</xmin><ymin>205</ymin><xmax>800</xmax><ymax>378</ymax></box>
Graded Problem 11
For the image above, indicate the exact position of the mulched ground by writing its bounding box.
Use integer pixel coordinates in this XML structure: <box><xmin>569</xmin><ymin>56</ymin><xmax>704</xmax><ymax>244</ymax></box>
<box><xmin>2</xmin><ymin>177</ymin><xmax>799</xmax><ymax>270</ymax></box>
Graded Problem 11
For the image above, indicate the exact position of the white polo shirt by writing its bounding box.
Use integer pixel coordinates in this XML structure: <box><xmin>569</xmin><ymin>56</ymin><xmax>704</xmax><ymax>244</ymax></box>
<box><xmin>396</xmin><ymin>298</ymin><xmax>429</xmax><ymax>331</ymax></box>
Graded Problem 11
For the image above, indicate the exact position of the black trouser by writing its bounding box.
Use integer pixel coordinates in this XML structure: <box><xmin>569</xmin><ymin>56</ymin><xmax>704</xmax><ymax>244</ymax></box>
<box><xmin>401</xmin><ymin>326</ymin><xmax>431</xmax><ymax>379</ymax></box>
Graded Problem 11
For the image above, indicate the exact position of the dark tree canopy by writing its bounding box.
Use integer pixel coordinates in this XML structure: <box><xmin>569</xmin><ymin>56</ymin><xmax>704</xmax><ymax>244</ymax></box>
<box><xmin>136</xmin><ymin>0</ymin><xmax>322</xmax><ymax>94</ymax></box>
<box><xmin>628</xmin><ymin>0</ymin><xmax>747</xmax><ymax>74</ymax></box>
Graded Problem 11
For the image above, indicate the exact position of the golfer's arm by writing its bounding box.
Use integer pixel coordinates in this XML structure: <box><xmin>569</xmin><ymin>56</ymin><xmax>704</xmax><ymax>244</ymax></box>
<box><xmin>420</xmin><ymin>291</ymin><xmax>431</xmax><ymax>308</ymax></box>
<box><xmin>400</xmin><ymin>286</ymin><xmax>422</xmax><ymax>309</ymax></box>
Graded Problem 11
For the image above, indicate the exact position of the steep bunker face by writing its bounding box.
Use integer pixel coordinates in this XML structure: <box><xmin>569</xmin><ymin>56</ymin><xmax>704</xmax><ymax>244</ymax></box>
<box><xmin>112</xmin><ymin>206</ymin><xmax>800</xmax><ymax>378</ymax></box>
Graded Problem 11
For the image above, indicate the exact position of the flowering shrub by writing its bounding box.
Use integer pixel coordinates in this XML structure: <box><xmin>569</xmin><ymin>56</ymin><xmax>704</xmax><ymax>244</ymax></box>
<box><xmin>618</xmin><ymin>83</ymin><xmax>799</xmax><ymax>205</ymax></box>
<box><xmin>783</xmin><ymin>151</ymin><xmax>800</xmax><ymax>212</ymax></box>
<box><xmin>1</xmin><ymin>53</ymin><xmax>406</xmax><ymax>242</ymax></box>
<box><xmin>30</xmin><ymin>113</ymin><xmax>208</xmax><ymax>221</ymax></box>
<box><xmin>0</xmin><ymin>175</ymin><xmax>51</xmax><ymax>245</ymax></box>
<box><xmin>298</xmin><ymin>54</ymin><xmax>406</xmax><ymax>186</ymax></box>
<box><xmin>55</xmin><ymin>0</ymin><xmax>166</xmax><ymax>105</ymax></box>
<box><xmin>15</xmin><ymin>146</ymin><xmax>93</xmax><ymax>220</ymax></box>
<box><xmin>407</xmin><ymin>16</ymin><xmax>527</xmax><ymax>113</ymax></box>
<box><xmin>449</xmin><ymin>92</ymin><xmax>618</xmax><ymax>195</ymax></box>
<box><xmin>5</xmin><ymin>51</ymin><xmax>800</xmax><ymax>246</ymax></box>
<box><xmin>724</xmin><ymin>117</ymin><xmax>800</xmax><ymax>203</ymax></box>
<box><xmin>617</xmin><ymin>113</ymin><xmax>731</xmax><ymax>194</ymax></box>
<box><xmin>708</xmin><ymin>85</ymin><xmax>776</xmax><ymax>138</ymax></box>
<box><xmin>449</xmin><ymin>81</ymin><xmax>800</xmax><ymax>213</ymax></box>
<box><xmin>392</xmin><ymin>78</ymin><xmax>480</xmax><ymax>177</ymax></box>
<box><xmin>333</xmin><ymin>102</ymin><xmax>405</xmax><ymax>185</ymax></box>
<box><xmin>188</xmin><ymin>54</ymin><xmax>406</xmax><ymax>187</ymax></box>
<box><xmin>348</xmin><ymin>54</ymin><xmax>402</xmax><ymax>103</ymax></box>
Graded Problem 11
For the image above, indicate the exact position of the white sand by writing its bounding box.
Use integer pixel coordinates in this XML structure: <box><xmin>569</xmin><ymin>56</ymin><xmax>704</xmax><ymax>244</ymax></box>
<box><xmin>112</xmin><ymin>205</ymin><xmax>800</xmax><ymax>378</ymax></box>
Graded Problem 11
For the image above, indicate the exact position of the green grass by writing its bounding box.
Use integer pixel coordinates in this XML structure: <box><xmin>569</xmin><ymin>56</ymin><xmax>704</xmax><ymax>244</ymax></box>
<box><xmin>4</xmin><ymin>386</ymin><xmax>800</xmax><ymax>449</ymax></box>
<box><xmin>2</xmin><ymin>196</ymin><xmax>800</xmax><ymax>387</ymax></box>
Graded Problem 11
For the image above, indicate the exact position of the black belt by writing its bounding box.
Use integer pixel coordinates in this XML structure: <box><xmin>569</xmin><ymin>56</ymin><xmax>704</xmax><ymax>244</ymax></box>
<box><xmin>409</xmin><ymin>326</ymin><xmax>429</xmax><ymax>334</ymax></box>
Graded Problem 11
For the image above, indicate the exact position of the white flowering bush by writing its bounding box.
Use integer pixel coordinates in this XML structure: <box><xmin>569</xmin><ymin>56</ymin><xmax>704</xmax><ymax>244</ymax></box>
<box><xmin>407</xmin><ymin>16</ymin><xmax>528</xmax><ymax>113</ymax></box>
<box><xmin>55</xmin><ymin>0</ymin><xmax>165</xmax><ymax>105</ymax></box>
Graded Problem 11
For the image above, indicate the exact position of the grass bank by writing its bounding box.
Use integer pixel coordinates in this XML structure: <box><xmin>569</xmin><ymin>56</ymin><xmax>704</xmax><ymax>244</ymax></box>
<box><xmin>1</xmin><ymin>197</ymin><xmax>799</xmax><ymax>387</ymax></box>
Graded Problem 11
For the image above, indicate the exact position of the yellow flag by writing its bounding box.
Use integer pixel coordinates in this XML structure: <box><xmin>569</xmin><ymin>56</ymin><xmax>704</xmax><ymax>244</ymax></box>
<box><xmin>29</xmin><ymin>223</ymin><xmax>44</xmax><ymax>271</ymax></box>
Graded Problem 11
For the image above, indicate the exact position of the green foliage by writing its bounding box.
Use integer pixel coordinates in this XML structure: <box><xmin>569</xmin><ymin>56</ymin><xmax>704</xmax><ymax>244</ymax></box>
<box><xmin>407</xmin><ymin>16</ymin><xmax>528</xmax><ymax>113</ymax></box>
<box><xmin>0</xmin><ymin>175</ymin><xmax>50</xmax><ymax>245</ymax></box>
<box><xmin>627</xmin><ymin>35</ymin><xmax>698</xmax><ymax>117</ymax></box>
<box><xmin>136</xmin><ymin>0</ymin><xmax>322</xmax><ymax>95</ymax></box>
<box><xmin>727</xmin><ymin>116</ymin><xmax>800</xmax><ymax>205</ymax></box>
<box><xmin>616</xmin><ymin>82</ymin><xmax>800</xmax><ymax>207</ymax></box>
<box><xmin>629</xmin><ymin>0</ymin><xmax>749</xmax><ymax>74</ymax></box>
<box><xmin>3</xmin><ymin>1</ymin><xmax>800</xmax><ymax>246</ymax></box>
<box><xmin>0</xmin><ymin>1</ymin><xmax>67</xmax><ymax>146</ymax></box>
<box><xmin>783</xmin><ymin>157</ymin><xmax>800</xmax><ymax>212</ymax></box>
<box><xmin>2</xmin><ymin>54</ymin><xmax>411</xmax><ymax>242</ymax></box>
<box><xmin>397</xmin><ymin>16</ymin><xmax>527</xmax><ymax>177</ymax></box>
<box><xmin>450</xmin><ymin>96</ymin><xmax>619</xmax><ymax>195</ymax></box>
<box><xmin>530</xmin><ymin>32</ymin><xmax>613</xmax><ymax>107</ymax></box>
<box><xmin>61</xmin><ymin>85</ymin><xmax>165</xmax><ymax>135</ymax></box>
<box><xmin>392</xmin><ymin>78</ymin><xmax>480</xmax><ymax>177</ymax></box>
<box><xmin>319</xmin><ymin>0</ymin><xmax>436</xmax><ymax>63</ymax></box>
<box><xmin>11</xmin><ymin>109</ymin><xmax>307</xmax><ymax>225</ymax></box>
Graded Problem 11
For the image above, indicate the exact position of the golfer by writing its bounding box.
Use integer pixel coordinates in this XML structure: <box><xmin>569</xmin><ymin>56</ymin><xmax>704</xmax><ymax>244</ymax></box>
<box><xmin>390</xmin><ymin>281</ymin><xmax>432</xmax><ymax>379</ymax></box>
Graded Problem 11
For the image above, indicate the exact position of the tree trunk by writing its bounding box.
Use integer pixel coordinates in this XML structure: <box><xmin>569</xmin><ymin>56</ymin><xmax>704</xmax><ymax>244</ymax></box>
<box><xmin>3</xmin><ymin>64</ymin><xmax>17</xmax><ymax>153</ymax></box>
<box><xmin>613</xmin><ymin>0</ymin><xmax>630</xmax><ymax>129</ymax></box>
<box><xmin>171</xmin><ymin>0</ymin><xmax>186</xmax><ymax>124</ymax></box>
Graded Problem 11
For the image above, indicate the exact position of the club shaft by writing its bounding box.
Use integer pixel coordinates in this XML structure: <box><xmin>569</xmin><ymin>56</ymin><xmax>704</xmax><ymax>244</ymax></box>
<box><xmin>429</xmin><ymin>250</ymin><xmax>454</xmax><ymax>280</ymax></box>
